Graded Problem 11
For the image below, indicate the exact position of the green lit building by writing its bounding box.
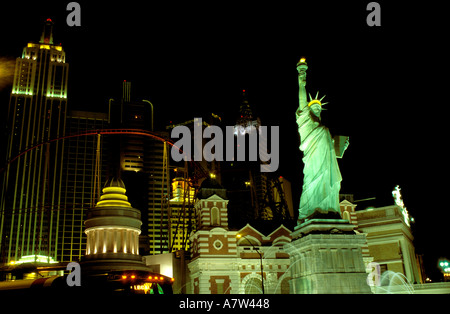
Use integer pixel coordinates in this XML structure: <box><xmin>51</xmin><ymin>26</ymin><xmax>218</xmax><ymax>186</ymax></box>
<box><xmin>0</xmin><ymin>19</ymin><xmax>69</xmax><ymax>264</ymax></box>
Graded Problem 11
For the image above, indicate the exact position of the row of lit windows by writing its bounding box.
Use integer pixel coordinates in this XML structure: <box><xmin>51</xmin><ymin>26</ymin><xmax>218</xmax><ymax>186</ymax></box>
<box><xmin>59</xmin><ymin>246</ymin><xmax>85</xmax><ymax>252</ymax></box>
<box><xmin>62</xmin><ymin>176</ymin><xmax>106</xmax><ymax>182</ymax></box>
<box><xmin>124</xmin><ymin>158</ymin><xmax>144</xmax><ymax>162</ymax></box>
<box><xmin>61</xmin><ymin>190</ymin><xmax>98</xmax><ymax>196</ymax></box>
<box><xmin>124</xmin><ymin>165</ymin><xmax>142</xmax><ymax>169</ymax></box>
<box><xmin>64</xmin><ymin>168</ymin><xmax>95</xmax><ymax>173</ymax></box>
<box><xmin>61</xmin><ymin>185</ymin><xmax>97</xmax><ymax>190</ymax></box>
<box><xmin>59</xmin><ymin>237</ymin><xmax>85</xmax><ymax>243</ymax></box>
<box><xmin>58</xmin><ymin>215</ymin><xmax>87</xmax><ymax>220</ymax></box>
<box><xmin>63</xmin><ymin>166</ymin><xmax>98</xmax><ymax>171</ymax></box>
<box><xmin>64</xmin><ymin>161</ymin><xmax>99</xmax><ymax>166</ymax></box>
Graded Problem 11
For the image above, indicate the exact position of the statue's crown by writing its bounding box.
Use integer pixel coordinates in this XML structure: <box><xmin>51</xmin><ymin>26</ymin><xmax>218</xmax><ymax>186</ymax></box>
<box><xmin>308</xmin><ymin>92</ymin><xmax>328</xmax><ymax>107</ymax></box>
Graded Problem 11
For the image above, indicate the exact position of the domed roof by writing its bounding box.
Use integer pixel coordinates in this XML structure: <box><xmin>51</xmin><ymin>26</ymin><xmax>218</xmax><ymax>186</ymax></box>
<box><xmin>95</xmin><ymin>177</ymin><xmax>131</xmax><ymax>208</ymax></box>
<box><xmin>200</xmin><ymin>176</ymin><xmax>223</xmax><ymax>189</ymax></box>
<box><xmin>104</xmin><ymin>177</ymin><xmax>126</xmax><ymax>189</ymax></box>
<box><xmin>198</xmin><ymin>177</ymin><xmax>227</xmax><ymax>199</ymax></box>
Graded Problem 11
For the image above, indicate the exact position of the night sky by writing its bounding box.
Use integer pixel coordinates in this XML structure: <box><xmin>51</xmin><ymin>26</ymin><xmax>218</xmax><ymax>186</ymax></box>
<box><xmin>0</xmin><ymin>1</ymin><xmax>449</xmax><ymax>280</ymax></box>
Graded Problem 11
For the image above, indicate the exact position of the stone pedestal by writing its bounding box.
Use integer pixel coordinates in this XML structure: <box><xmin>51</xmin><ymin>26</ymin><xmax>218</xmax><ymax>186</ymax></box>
<box><xmin>284</xmin><ymin>219</ymin><xmax>371</xmax><ymax>294</ymax></box>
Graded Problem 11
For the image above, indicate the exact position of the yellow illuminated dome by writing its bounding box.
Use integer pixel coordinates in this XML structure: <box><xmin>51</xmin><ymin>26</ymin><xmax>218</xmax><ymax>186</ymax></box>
<box><xmin>95</xmin><ymin>178</ymin><xmax>131</xmax><ymax>207</ymax></box>
<box><xmin>84</xmin><ymin>177</ymin><xmax>143</xmax><ymax>260</ymax></box>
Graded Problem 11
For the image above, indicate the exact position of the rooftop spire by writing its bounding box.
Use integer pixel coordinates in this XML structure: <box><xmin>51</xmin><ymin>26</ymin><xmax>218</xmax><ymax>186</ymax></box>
<box><xmin>39</xmin><ymin>18</ymin><xmax>54</xmax><ymax>44</ymax></box>
<box><xmin>237</xmin><ymin>89</ymin><xmax>254</xmax><ymax>124</ymax></box>
<box><xmin>122</xmin><ymin>80</ymin><xmax>131</xmax><ymax>103</ymax></box>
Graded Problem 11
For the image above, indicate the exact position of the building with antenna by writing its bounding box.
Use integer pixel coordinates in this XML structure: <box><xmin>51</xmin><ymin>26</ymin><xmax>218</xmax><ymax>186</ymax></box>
<box><xmin>108</xmin><ymin>81</ymin><xmax>170</xmax><ymax>255</ymax></box>
<box><xmin>0</xmin><ymin>19</ymin><xmax>69</xmax><ymax>264</ymax></box>
<box><xmin>222</xmin><ymin>90</ymin><xmax>293</xmax><ymax>224</ymax></box>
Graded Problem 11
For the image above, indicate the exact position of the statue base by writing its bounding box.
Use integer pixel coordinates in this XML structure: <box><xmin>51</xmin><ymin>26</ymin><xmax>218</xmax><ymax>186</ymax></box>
<box><xmin>292</xmin><ymin>218</ymin><xmax>355</xmax><ymax>239</ymax></box>
<box><xmin>285</xmin><ymin>219</ymin><xmax>372</xmax><ymax>294</ymax></box>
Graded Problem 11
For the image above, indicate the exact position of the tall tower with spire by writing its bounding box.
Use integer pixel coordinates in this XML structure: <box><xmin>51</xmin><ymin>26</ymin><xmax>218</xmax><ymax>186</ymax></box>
<box><xmin>233</xmin><ymin>90</ymin><xmax>260</xmax><ymax>136</ymax></box>
<box><xmin>223</xmin><ymin>90</ymin><xmax>292</xmax><ymax>224</ymax></box>
<box><xmin>225</xmin><ymin>90</ymin><xmax>266</xmax><ymax>221</ymax></box>
<box><xmin>0</xmin><ymin>19</ymin><xmax>69</xmax><ymax>264</ymax></box>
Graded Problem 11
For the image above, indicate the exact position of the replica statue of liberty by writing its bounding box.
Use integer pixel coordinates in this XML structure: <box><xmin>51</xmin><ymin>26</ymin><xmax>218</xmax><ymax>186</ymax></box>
<box><xmin>296</xmin><ymin>58</ymin><xmax>349</xmax><ymax>223</ymax></box>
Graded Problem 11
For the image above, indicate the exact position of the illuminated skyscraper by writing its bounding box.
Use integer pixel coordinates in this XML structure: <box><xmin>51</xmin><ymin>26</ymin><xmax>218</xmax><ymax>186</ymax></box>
<box><xmin>58</xmin><ymin>110</ymin><xmax>108</xmax><ymax>262</ymax></box>
<box><xmin>108</xmin><ymin>82</ymin><xmax>170</xmax><ymax>255</ymax></box>
<box><xmin>0</xmin><ymin>19</ymin><xmax>69</xmax><ymax>264</ymax></box>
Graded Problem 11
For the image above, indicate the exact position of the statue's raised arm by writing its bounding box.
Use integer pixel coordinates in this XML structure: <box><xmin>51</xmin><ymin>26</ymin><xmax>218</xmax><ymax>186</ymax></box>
<box><xmin>297</xmin><ymin>58</ymin><xmax>308</xmax><ymax>112</ymax></box>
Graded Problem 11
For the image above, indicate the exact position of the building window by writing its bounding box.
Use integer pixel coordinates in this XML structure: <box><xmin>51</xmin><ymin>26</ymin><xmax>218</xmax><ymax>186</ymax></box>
<box><xmin>343</xmin><ymin>210</ymin><xmax>350</xmax><ymax>222</ymax></box>
<box><xmin>216</xmin><ymin>281</ymin><xmax>224</xmax><ymax>294</ymax></box>
<box><xmin>213</xmin><ymin>240</ymin><xmax>223</xmax><ymax>250</ymax></box>
<box><xmin>211</xmin><ymin>207</ymin><xmax>220</xmax><ymax>226</ymax></box>
<box><xmin>380</xmin><ymin>264</ymin><xmax>388</xmax><ymax>274</ymax></box>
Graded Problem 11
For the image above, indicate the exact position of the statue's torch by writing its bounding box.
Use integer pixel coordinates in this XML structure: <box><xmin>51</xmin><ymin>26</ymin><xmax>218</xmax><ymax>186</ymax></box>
<box><xmin>297</xmin><ymin>57</ymin><xmax>308</xmax><ymax>76</ymax></box>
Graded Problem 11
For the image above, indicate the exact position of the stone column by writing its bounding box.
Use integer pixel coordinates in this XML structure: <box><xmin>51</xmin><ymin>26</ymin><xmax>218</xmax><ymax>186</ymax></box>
<box><xmin>86</xmin><ymin>231</ymin><xmax>91</xmax><ymax>255</ymax></box>
<box><xmin>94</xmin><ymin>229</ymin><xmax>100</xmax><ymax>254</ymax></box>
<box><xmin>134</xmin><ymin>231</ymin><xmax>139</xmax><ymax>255</ymax></box>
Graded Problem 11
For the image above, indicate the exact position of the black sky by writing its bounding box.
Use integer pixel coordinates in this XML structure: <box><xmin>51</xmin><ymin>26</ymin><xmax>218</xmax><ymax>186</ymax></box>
<box><xmin>0</xmin><ymin>1</ymin><xmax>449</xmax><ymax>280</ymax></box>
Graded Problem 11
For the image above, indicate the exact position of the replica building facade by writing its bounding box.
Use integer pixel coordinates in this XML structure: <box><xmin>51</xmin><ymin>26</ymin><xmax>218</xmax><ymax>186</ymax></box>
<box><xmin>355</xmin><ymin>204</ymin><xmax>422</xmax><ymax>284</ymax></box>
<box><xmin>339</xmin><ymin>192</ymin><xmax>423</xmax><ymax>285</ymax></box>
<box><xmin>187</xmin><ymin>177</ymin><xmax>292</xmax><ymax>294</ymax></box>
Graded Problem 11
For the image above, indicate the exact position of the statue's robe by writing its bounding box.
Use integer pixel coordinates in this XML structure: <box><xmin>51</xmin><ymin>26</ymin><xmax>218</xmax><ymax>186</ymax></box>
<box><xmin>296</xmin><ymin>106</ymin><xmax>342</xmax><ymax>221</ymax></box>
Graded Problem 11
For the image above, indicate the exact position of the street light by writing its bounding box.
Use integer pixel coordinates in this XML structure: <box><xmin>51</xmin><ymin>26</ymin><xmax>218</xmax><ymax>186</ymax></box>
<box><xmin>236</xmin><ymin>233</ymin><xmax>265</xmax><ymax>294</ymax></box>
<box><xmin>438</xmin><ymin>258</ymin><xmax>450</xmax><ymax>281</ymax></box>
